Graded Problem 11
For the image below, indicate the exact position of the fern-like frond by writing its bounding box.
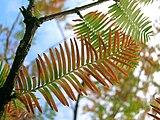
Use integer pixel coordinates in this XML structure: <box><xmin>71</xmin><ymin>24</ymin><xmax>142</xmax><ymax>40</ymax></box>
<box><xmin>108</xmin><ymin>0</ymin><xmax>152</xmax><ymax>42</ymax></box>
<box><xmin>73</xmin><ymin>11</ymin><xmax>119</xmax><ymax>48</ymax></box>
<box><xmin>148</xmin><ymin>97</ymin><xmax>160</xmax><ymax>119</ymax></box>
<box><xmin>14</xmin><ymin>30</ymin><xmax>141</xmax><ymax>113</ymax></box>
<box><xmin>0</xmin><ymin>61</ymin><xmax>10</xmax><ymax>88</ymax></box>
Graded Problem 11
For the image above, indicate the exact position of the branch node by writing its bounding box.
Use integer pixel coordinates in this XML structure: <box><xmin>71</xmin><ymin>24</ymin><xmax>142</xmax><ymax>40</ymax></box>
<box><xmin>20</xmin><ymin>6</ymin><xmax>33</xmax><ymax>24</ymax></box>
<box><xmin>20</xmin><ymin>6</ymin><xmax>41</xmax><ymax>27</ymax></box>
<box><xmin>75</xmin><ymin>7</ymin><xmax>83</xmax><ymax>19</ymax></box>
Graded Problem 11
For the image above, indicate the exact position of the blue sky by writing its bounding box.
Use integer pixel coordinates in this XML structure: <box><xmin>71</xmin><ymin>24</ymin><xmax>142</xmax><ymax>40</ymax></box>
<box><xmin>0</xmin><ymin>0</ymin><xmax>27</xmax><ymax>27</ymax></box>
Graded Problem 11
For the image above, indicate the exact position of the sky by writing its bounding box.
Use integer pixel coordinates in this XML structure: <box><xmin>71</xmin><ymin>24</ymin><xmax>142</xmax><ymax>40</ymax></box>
<box><xmin>0</xmin><ymin>0</ymin><xmax>160</xmax><ymax>120</ymax></box>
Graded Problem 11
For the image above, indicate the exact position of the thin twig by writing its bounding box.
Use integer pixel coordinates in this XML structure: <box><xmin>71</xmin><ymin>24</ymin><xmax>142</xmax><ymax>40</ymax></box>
<box><xmin>73</xmin><ymin>82</ymin><xmax>84</xmax><ymax>120</ymax></box>
<box><xmin>4</xmin><ymin>12</ymin><xmax>21</xmax><ymax>62</ymax></box>
<box><xmin>73</xmin><ymin>93</ymin><xmax>81</xmax><ymax>120</ymax></box>
<box><xmin>55</xmin><ymin>19</ymin><xmax>65</xmax><ymax>40</ymax></box>
<box><xmin>39</xmin><ymin>0</ymin><xmax>108</xmax><ymax>23</ymax></box>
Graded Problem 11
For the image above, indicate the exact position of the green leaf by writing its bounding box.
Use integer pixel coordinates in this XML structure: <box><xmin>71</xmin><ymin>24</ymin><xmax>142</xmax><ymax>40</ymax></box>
<box><xmin>108</xmin><ymin>0</ymin><xmax>152</xmax><ymax>42</ymax></box>
<box><xmin>0</xmin><ymin>61</ymin><xmax>10</xmax><ymax>88</ymax></box>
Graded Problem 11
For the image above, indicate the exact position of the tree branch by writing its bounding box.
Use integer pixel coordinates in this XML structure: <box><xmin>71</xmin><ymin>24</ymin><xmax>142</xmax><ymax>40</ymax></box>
<box><xmin>39</xmin><ymin>0</ymin><xmax>109</xmax><ymax>23</ymax></box>
<box><xmin>27</xmin><ymin>0</ymin><xmax>35</xmax><ymax>13</ymax></box>
<box><xmin>0</xmin><ymin>1</ymin><xmax>39</xmax><ymax>117</ymax></box>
